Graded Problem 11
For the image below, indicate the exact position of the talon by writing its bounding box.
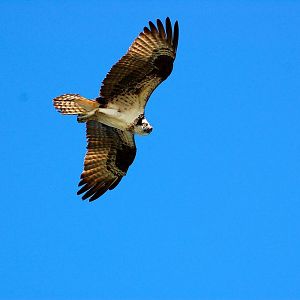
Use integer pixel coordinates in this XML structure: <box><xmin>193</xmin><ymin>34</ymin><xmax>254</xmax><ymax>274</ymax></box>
<box><xmin>77</xmin><ymin>109</ymin><xmax>98</xmax><ymax>123</ymax></box>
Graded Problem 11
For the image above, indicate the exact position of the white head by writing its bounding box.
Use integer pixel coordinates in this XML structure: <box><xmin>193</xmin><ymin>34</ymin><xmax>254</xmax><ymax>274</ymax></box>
<box><xmin>134</xmin><ymin>115</ymin><xmax>153</xmax><ymax>136</ymax></box>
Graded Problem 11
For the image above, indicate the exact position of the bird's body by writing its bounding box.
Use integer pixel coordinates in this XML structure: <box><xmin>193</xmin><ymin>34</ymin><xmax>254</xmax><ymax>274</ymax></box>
<box><xmin>53</xmin><ymin>18</ymin><xmax>179</xmax><ymax>201</ymax></box>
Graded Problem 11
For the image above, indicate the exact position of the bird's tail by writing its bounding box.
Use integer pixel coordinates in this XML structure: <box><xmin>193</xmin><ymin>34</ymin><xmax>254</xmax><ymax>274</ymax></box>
<box><xmin>53</xmin><ymin>94</ymin><xmax>99</xmax><ymax>115</ymax></box>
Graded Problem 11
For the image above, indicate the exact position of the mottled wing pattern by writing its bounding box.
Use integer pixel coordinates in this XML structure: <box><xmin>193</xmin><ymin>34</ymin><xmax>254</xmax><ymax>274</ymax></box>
<box><xmin>99</xmin><ymin>17</ymin><xmax>179</xmax><ymax>109</ymax></box>
<box><xmin>78</xmin><ymin>120</ymin><xmax>136</xmax><ymax>201</ymax></box>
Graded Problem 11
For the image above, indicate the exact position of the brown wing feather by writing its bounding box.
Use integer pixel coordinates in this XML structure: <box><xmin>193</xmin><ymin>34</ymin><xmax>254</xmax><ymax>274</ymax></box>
<box><xmin>78</xmin><ymin>120</ymin><xmax>136</xmax><ymax>201</ymax></box>
<box><xmin>99</xmin><ymin>18</ymin><xmax>179</xmax><ymax>109</ymax></box>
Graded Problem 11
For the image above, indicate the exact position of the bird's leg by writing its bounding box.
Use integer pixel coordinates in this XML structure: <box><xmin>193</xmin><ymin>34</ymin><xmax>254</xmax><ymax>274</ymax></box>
<box><xmin>77</xmin><ymin>108</ymin><xmax>98</xmax><ymax>123</ymax></box>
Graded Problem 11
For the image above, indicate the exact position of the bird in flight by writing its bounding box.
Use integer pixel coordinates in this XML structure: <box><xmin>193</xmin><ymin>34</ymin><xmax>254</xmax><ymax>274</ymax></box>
<box><xmin>53</xmin><ymin>17</ymin><xmax>179</xmax><ymax>201</ymax></box>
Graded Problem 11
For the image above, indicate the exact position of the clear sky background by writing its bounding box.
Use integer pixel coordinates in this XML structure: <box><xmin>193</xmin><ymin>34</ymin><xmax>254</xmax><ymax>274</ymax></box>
<box><xmin>1</xmin><ymin>1</ymin><xmax>300</xmax><ymax>299</ymax></box>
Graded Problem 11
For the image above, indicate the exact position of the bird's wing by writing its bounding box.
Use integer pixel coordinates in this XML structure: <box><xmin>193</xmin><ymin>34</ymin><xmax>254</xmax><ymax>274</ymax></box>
<box><xmin>98</xmin><ymin>17</ymin><xmax>179</xmax><ymax>110</ymax></box>
<box><xmin>78</xmin><ymin>120</ymin><xmax>136</xmax><ymax>201</ymax></box>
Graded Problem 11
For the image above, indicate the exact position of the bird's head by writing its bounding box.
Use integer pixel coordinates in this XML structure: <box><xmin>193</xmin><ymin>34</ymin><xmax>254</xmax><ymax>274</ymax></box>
<box><xmin>134</xmin><ymin>114</ymin><xmax>153</xmax><ymax>136</ymax></box>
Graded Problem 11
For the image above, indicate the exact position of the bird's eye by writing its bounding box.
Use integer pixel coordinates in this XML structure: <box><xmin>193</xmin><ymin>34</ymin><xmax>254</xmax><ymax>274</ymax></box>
<box><xmin>136</xmin><ymin>118</ymin><xmax>143</xmax><ymax>125</ymax></box>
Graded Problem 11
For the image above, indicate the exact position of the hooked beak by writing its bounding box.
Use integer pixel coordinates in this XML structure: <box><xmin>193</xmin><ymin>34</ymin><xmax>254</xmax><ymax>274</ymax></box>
<box><xmin>145</xmin><ymin>127</ymin><xmax>153</xmax><ymax>134</ymax></box>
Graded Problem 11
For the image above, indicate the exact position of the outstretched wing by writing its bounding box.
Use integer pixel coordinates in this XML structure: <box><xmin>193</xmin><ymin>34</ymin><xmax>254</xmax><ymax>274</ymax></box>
<box><xmin>78</xmin><ymin>120</ymin><xmax>136</xmax><ymax>201</ymax></box>
<box><xmin>99</xmin><ymin>17</ymin><xmax>179</xmax><ymax>110</ymax></box>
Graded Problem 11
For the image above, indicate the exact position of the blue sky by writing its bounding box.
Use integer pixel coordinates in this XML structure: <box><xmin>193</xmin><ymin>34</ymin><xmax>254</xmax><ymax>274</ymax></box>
<box><xmin>1</xmin><ymin>1</ymin><xmax>300</xmax><ymax>299</ymax></box>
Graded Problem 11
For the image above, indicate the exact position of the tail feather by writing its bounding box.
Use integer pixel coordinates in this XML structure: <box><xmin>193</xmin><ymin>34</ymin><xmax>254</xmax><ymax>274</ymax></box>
<box><xmin>53</xmin><ymin>94</ymin><xmax>98</xmax><ymax>115</ymax></box>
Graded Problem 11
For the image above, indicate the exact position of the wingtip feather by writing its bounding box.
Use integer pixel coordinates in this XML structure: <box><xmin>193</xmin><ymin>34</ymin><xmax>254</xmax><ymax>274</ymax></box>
<box><xmin>149</xmin><ymin>21</ymin><xmax>158</xmax><ymax>34</ymax></box>
<box><xmin>165</xmin><ymin>17</ymin><xmax>172</xmax><ymax>44</ymax></box>
<box><xmin>173</xmin><ymin>20</ymin><xmax>179</xmax><ymax>51</ymax></box>
<box><xmin>156</xmin><ymin>19</ymin><xmax>166</xmax><ymax>39</ymax></box>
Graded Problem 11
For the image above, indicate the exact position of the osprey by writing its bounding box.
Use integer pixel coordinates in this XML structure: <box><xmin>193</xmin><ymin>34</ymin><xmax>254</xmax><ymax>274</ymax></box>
<box><xmin>53</xmin><ymin>17</ymin><xmax>179</xmax><ymax>201</ymax></box>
